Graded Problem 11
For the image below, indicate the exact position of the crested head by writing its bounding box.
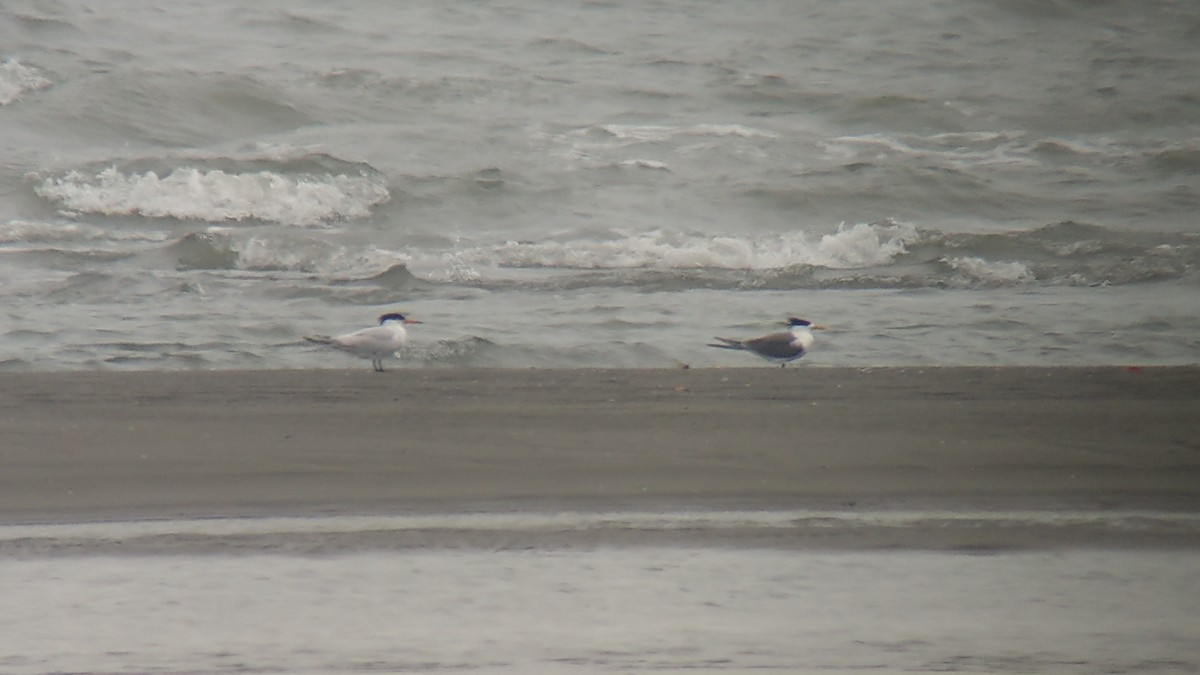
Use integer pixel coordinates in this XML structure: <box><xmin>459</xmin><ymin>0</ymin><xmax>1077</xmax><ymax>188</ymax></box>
<box><xmin>787</xmin><ymin>316</ymin><xmax>827</xmax><ymax>331</ymax></box>
<box><xmin>378</xmin><ymin>312</ymin><xmax>408</xmax><ymax>324</ymax></box>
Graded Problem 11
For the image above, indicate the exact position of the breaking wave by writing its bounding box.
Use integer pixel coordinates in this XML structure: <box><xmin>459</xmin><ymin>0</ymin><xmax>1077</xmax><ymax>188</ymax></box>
<box><xmin>0</xmin><ymin>58</ymin><xmax>51</xmax><ymax>106</ymax></box>
<box><xmin>418</xmin><ymin>221</ymin><xmax>1197</xmax><ymax>290</ymax></box>
<box><xmin>199</xmin><ymin>221</ymin><xmax>1199</xmax><ymax>290</ymax></box>
<box><xmin>19</xmin><ymin>216</ymin><xmax>1195</xmax><ymax>293</ymax></box>
<box><xmin>492</xmin><ymin>221</ymin><xmax>918</xmax><ymax>272</ymax></box>
<box><xmin>34</xmin><ymin>155</ymin><xmax>390</xmax><ymax>227</ymax></box>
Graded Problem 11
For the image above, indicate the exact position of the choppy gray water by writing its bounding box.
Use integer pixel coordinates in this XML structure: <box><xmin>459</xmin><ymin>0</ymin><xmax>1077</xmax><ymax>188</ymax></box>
<box><xmin>2</xmin><ymin>1</ymin><xmax>1199</xmax><ymax>369</ymax></box>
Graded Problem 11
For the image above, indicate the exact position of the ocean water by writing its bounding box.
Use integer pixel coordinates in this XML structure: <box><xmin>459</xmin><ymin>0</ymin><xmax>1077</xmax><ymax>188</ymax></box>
<box><xmin>2</xmin><ymin>0</ymin><xmax>1199</xmax><ymax>369</ymax></box>
<box><xmin>2</xmin><ymin>511</ymin><xmax>1199</xmax><ymax>674</ymax></box>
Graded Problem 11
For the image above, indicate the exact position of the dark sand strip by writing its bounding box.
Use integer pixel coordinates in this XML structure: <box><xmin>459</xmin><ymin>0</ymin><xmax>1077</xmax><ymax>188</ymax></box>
<box><xmin>1</xmin><ymin>367</ymin><xmax>1198</xmax><ymax>547</ymax></box>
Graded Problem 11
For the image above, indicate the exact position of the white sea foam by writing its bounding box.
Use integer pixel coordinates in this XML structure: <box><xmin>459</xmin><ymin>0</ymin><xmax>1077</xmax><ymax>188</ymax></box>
<box><xmin>172</xmin><ymin>228</ymin><xmax>408</xmax><ymax>275</ymax></box>
<box><xmin>821</xmin><ymin>132</ymin><xmax>1039</xmax><ymax>170</ymax></box>
<box><xmin>486</xmin><ymin>222</ymin><xmax>917</xmax><ymax>272</ymax></box>
<box><xmin>560</xmin><ymin>123</ymin><xmax>777</xmax><ymax>166</ymax></box>
<box><xmin>178</xmin><ymin>221</ymin><xmax>919</xmax><ymax>280</ymax></box>
<box><xmin>817</xmin><ymin>221</ymin><xmax>919</xmax><ymax>267</ymax></box>
<box><xmin>35</xmin><ymin>166</ymin><xmax>390</xmax><ymax>226</ymax></box>
<box><xmin>944</xmin><ymin>256</ymin><xmax>1035</xmax><ymax>285</ymax></box>
<box><xmin>617</xmin><ymin>158</ymin><xmax>670</xmax><ymax>170</ymax></box>
<box><xmin>0</xmin><ymin>59</ymin><xmax>51</xmax><ymax>105</ymax></box>
<box><xmin>0</xmin><ymin>219</ymin><xmax>167</xmax><ymax>244</ymax></box>
<box><xmin>599</xmin><ymin>123</ymin><xmax>777</xmax><ymax>143</ymax></box>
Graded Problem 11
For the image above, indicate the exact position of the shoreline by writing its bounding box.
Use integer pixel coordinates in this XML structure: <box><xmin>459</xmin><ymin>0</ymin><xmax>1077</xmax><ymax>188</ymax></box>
<box><xmin>1</xmin><ymin>366</ymin><xmax>1198</xmax><ymax>547</ymax></box>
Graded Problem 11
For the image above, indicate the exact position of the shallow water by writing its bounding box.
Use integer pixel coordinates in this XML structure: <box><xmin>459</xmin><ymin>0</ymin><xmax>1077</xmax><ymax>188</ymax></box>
<box><xmin>2</xmin><ymin>1</ymin><xmax>1198</xmax><ymax>370</ymax></box>
<box><xmin>2</xmin><ymin>531</ymin><xmax>1197</xmax><ymax>673</ymax></box>
<box><xmin>4</xmin><ymin>512</ymin><xmax>1197</xmax><ymax>672</ymax></box>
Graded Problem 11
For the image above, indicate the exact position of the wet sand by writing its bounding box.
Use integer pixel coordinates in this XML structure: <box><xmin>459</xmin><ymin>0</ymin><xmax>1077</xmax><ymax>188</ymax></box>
<box><xmin>1</xmin><ymin>366</ymin><xmax>1198</xmax><ymax>548</ymax></box>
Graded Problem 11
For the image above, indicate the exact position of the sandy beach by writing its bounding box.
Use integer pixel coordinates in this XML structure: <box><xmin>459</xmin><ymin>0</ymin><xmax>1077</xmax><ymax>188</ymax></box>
<box><xmin>3</xmin><ymin>366</ymin><xmax>1199</xmax><ymax>674</ymax></box>
<box><xmin>1</xmin><ymin>366</ymin><xmax>1196</xmax><ymax>545</ymax></box>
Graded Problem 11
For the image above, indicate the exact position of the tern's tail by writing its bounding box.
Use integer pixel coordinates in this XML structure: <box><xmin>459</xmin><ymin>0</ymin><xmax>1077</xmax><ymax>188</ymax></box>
<box><xmin>706</xmin><ymin>337</ymin><xmax>747</xmax><ymax>351</ymax></box>
<box><xmin>304</xmin><ymin>335</ymin><xmax>334</xmax><ymax>346</ymax></box>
